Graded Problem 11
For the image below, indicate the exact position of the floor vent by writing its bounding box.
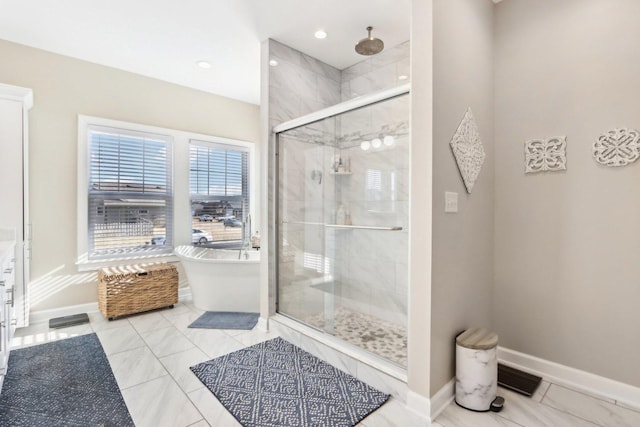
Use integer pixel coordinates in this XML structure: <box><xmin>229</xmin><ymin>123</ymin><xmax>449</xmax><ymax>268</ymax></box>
<box><xmin>498</xmin><ymin>363</ymin><xmax>542</xmax><ymax>397</ymax></box>
<box><xmin>49</xmin><ymin>313</ymin><xmax>90</xmax><ymax>329</ymax></box>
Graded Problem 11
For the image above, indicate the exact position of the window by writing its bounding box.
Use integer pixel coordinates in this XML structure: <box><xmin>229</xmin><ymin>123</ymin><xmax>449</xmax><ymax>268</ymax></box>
<box><xmin>189</xmin><ymin>140</ymin><xmax>249</xmax><ymax>247</ymax></box>
<box><xmin>87</xmin><ymin>125</ymin><xmax>173</xmax><ymax>259</ymax></box>
<box><xmin>78</xmin><ymin>116</ymin><xmax>254</xmax><ymax>268</ymax></box>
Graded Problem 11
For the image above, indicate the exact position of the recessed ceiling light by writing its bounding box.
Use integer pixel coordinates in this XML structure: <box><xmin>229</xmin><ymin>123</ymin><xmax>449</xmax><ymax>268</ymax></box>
<box><xmin>196</xmin><ymin>61</ymin><xmax>211</xmax><ymax>69</ymax></box>
<box><xmin>269</xmin><ymin>59</ymin><xmax>279</xmax><ymax>67</ymax></box>
<box><xmin>398</xmin><ymin>74</ymin><xmax>409</xmax><ymax>80</ymax></box>
<box><xmin>371</xmin><ymin>138</ymin><xmax>382</xmax><ymax>149</ymax></box>
<box><xmin>314</xmin><ymin>30</ymin><xmax>328</xmax><ymax>39</ymax></box>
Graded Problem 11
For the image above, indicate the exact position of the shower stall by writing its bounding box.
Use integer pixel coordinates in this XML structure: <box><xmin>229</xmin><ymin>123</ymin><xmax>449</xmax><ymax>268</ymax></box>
<box><xmin>274</xmin><ymin>85</ymin><xmax>410</xmax><ymax>367</ymax></box>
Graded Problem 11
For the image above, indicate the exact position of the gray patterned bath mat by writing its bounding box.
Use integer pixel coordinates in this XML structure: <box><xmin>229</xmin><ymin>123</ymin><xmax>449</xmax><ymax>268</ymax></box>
<box><xmin>0</xmin><ymin>333</ymin><xmax>134</xmax><ymax>427</ymax></box>
<box><xmin>190</xmin><ymin>337</ymin><xmax>389</xmax><ymax>427</ymax></box>
<box><xmin>188</xmin><ymin>311</ymin><xmax>259</xmax><ymax>330</ymax></box>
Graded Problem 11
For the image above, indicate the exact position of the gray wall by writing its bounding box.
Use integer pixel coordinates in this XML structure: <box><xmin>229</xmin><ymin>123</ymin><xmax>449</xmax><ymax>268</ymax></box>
<box><xmin>0</xmin><ymin>38</ymin><xmax>260</xmax><ymax>311</ymax></box>
<box><xmin>430</xmin><ymin>0</ymin><xmax>495</xmax><ymax>394</ymax></box>
<box><xmin>494</xmin><ymin>0</ymin><xmax>640</xmax><ymax>387</ymax></box>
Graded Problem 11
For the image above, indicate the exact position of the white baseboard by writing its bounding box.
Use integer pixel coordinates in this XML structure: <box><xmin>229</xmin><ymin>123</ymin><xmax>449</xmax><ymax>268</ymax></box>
<box><xmin>498</xmin><ymin>346</ymin><xmax>640</xmax><ymax>410</ymax></box>
<box><xmin>405</xmin><ymin>390</ymin><xmax>431</xmax><ymax>423</ymax></box>
<box><xmin>430</xmin><ymin>378</ymin><xmax>455</xmax><ymax>420</ymax></box>
<box><xmin>29</xmin><ymin>302</ymin><xmax>99</xmax><ymax>324</ymax></box>
<box><xmin>256</xmin><ymin>316</ymin><xmax>269</xmax><ymax>332</ymax></box>
<box><xmin>29</xmin><ymin>287</ymin><xmax>193</xmax><ymax>325</ymax></box>
<box><xmin>178</xmin><ymin>286</ymin><xmax>192</xmax><ymax>300</ymax></box>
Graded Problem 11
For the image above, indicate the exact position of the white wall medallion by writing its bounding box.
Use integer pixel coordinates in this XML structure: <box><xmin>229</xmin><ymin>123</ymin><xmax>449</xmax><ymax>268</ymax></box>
<box><xmin>524</xmin><ymin>136</ymin><xmax>567</xmax><ymax>174</ymax></box>
<box><xmin>593</xmin><ymin>128</ymin><xmax>640</xmax><ymax>167</ymax></box>
<box><xmin>450</xmin><ymin>108</ymin><xmax>485</xmax><ymax>193</ymax></box>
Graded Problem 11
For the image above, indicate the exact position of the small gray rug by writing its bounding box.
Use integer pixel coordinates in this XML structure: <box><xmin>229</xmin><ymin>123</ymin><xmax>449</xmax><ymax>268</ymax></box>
<box><xmin>0</xmin><ymin>333</ymin><xmax>134</xmax><ymax>426</ymax></box>
<box><xmin>188</xmin><ymin>311</ymin><xmax>259</xmax><ymax>330</ymax></box>
<box><xmin>190</xmin><ymin>337</ymin><xmax>389</xmax><ymax>426</ymax></box>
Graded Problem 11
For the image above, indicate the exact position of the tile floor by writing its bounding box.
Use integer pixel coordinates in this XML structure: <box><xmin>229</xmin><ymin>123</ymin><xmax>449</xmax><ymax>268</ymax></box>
<box><xmin>9</xmin><ymin>302</ymin><xmax>640</xmax><ymax>427</ymax></box>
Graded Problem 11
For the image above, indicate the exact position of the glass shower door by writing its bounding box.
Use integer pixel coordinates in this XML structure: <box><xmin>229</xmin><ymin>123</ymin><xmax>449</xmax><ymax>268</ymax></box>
<box><xmin>276</xmin><ymin>116</ymin><xmax>338</xmax><ymax>333</ymax></box>
<box><xmin>276</xmin><ymin>92</ymin><xmax>410</xmax><ymax>367</ymax></box>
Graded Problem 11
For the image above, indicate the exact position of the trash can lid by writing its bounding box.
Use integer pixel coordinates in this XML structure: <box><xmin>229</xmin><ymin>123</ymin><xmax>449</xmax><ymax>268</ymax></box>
<box><xmin>456</xmin><ymin>328</ymin><xmax>498</xmax><ymax>350</ymax></box>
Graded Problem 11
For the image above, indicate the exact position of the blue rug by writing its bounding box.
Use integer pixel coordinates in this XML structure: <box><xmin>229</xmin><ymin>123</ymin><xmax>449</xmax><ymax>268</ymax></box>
<box><xmin>188</xmin><ymin>311</ymin><xmax>259</xmax><ymax>330</ymax></box>
<box><xmin>0</xmin><ymin>333</ymin><xmax>134</xmax><ymax>427</ymax></box>
<box><xmin>190</xmin><ymin>337</ymin><xmax>389</xmax><ymax>426</ymax></box>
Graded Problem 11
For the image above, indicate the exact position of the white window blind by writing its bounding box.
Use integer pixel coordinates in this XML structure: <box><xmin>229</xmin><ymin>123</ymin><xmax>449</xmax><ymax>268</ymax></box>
<box><xmin>88</xmin><ymin>125</ymin><xmax>173</xmax><ymax>259</ymax></box>
<box><xmin>189</xmin><ymin>140</ymin><xmax>249</xmax><ymax>246</ymax></box>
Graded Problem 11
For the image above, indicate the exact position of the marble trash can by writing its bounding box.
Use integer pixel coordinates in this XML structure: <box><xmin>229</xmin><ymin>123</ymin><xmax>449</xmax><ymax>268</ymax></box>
<box><xmin>455</xmin><ymin>328</ymin><xmax>499</xmax><ymax>411</ymax></box>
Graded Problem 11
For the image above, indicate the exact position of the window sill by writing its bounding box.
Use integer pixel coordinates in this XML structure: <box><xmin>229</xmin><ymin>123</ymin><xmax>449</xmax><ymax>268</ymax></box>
<box><xmin>76</xmin><ymin>253</ymin><xmax>180</xmax><ymax>272</ymax></box>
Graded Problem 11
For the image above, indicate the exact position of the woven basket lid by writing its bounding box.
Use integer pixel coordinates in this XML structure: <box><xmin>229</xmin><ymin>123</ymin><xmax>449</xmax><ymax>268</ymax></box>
<box><xmin>99</xmin><ymin>262</ymin><xmax>175</xmax><ymax>277</ymax></box>
<box><xmin>456</xmin><ymin>328</ymin><xmax>498</xmax><ymax>350</ymax></box>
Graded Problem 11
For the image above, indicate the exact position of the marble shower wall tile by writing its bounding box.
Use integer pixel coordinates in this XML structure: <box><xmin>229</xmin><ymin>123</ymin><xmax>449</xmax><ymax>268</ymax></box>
<box><xmin>341</xmin><ymin>41</ymin><xmax>410</xmax><ymax>102</ymax></box>
<box><xmin>342</xmin><ymin>59</ymin><xmax>373</xmax><ymax>83</ymax></box>
<box><xmin>317</xmin><ymin>75</ymin><xmax>342</xmax><ymax>106</ymax></box>
<box><xmin>269</xmin><ymin>39</ymin><xmax>303</xmax><ymax>67</ymax></box>
<box><xmin>270</xmin><ymin>51</ymin><xmax>318</xmax><ymax>93</ymax></box>
<box><xmin>268</xmin><ymin>39</ymin><xmax>341</xmax><ymax>126</ymax></box>
<box><xmin>301</xmin><ymin>54</ymin><xmax>341</xmax><ymax>82</ymax></box>
<box><xmin>371</xmin><ymin>41</ymin><xmax>410</xmax><ymax>69</ymax></box>
<box><xmin>339</xmin><ymin>108</ymin><xmax>374</xmax><ymax>142</ymax></box>
<box><xmin>270</xmin><ymin>94</ymin><xmax>301</xmax><ymax>125</ymax></box>
<box><xmin>278</xmin><ymin>135</ymin><xmax>306</xmax><ymax>167</ymax></box>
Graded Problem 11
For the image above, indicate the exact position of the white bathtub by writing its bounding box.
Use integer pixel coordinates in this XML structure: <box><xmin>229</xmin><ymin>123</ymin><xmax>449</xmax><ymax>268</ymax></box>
<box><xmin>174</xmin><ymin>245</ymin><xmax>260</xmax><ymax>312</ymax></box>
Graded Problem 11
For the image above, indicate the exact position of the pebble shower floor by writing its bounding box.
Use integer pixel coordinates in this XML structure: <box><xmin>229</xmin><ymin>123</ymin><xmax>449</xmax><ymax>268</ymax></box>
<box><xmin>307</xmin><ymin>306</ymin><xmax>407</xmax><ymax>366</ymax></box>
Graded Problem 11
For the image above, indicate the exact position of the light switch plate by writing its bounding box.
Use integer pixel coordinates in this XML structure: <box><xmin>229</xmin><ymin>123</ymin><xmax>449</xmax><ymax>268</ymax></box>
<box><xmin>445</xmin><ymin>191</ymin><xmax>458</xmax><ymax>213</ymax></box>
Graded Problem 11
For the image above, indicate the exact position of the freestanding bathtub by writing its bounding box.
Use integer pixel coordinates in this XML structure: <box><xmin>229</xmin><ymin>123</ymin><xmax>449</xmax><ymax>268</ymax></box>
<box><xmin>174</xmin><ymin>245</ymin><xmax>260</xmax><ymax>312</ymax></box>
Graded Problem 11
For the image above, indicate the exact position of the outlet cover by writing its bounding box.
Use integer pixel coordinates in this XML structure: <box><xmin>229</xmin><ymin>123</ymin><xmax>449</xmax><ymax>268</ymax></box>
<box><xmin>445</xmin><ymin>192</ymin><xmax>458</xmax><ymax>213</ymax></box>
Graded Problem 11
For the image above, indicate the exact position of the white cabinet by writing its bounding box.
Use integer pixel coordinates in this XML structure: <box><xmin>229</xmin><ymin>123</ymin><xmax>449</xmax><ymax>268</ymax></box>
<box><xmin>0</xmin><ymin>83</ymin><xmax>33</xmax><ymax>328</ymax></box>
<box><xmin>0</xmin><ymin>238</ymin><xmax>16</xmax><ymax>391</ymax></box>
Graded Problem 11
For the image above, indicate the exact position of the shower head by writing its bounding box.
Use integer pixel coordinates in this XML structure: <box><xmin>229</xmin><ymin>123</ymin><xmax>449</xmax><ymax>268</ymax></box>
<box><xmin>355</xmin><ymin>26</ymin><xmax>384</xmax><ymax>56</ymax></box>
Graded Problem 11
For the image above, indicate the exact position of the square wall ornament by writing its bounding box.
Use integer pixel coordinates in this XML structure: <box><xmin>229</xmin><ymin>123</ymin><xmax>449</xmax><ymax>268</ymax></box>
<box><xmin>592</xmin><ymin>128</ymin><xmax>640</xmax><ymax>167</ymax></box>
<box><xmin>450</xmin><ymin>108</ymin><xmax>485</xmax><ymax>193</ymax></box>
<box><xmin>525</xmin><ymin>136</ymin><xmax>567</xmax><ymax>174</ymax></box>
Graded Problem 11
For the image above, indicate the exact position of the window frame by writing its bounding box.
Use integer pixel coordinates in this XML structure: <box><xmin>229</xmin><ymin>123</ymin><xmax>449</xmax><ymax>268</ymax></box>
<box><xmin>189</xmin><ymin>139</ymin><xmax>251</xmax><ymax>248</ymax></box>
<box><xmin>86</xmin><ymin>124</ymin><xmax>174</xmax><ymax>260</ymax></box>
<box><xmin>77</xmin><ymin>115</ymin><xmax>256</xmax><ymax>271</ymax></box>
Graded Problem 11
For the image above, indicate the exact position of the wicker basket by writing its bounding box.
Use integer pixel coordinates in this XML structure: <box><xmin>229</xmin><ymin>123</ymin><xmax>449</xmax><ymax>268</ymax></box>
<box><xmin>98</xmin><ymin>263</ymin><xmax>178</xmax><ymax>319</ymax></box>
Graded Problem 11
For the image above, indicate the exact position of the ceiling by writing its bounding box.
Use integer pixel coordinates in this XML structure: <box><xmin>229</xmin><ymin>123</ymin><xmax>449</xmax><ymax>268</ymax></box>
<box><xmin>0</xmin><ymin>0</ymin><xmax>411</xmax><ymax>104</ymax></box>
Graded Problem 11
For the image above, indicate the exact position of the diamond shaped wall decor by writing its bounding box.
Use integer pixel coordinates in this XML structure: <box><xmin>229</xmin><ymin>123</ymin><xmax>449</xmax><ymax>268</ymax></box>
<box><xmin>450</xmin><ymin>108</ymin><xmax>485</xmax><ymax>193</ymax></box>
<box><xmin>525</xmin><ymin>136</ymin><xmax>567</xmax><ymax>174</ymax></box>
<box><xmin>592</xmin><ymin>128</ymin><xmax>640</xmax><ymax>167</ymax></box>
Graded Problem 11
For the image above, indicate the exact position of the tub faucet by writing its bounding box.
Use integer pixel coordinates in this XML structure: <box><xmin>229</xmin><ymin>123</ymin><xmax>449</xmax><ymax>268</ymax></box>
<box><xmin>239</xmin><ymin>214</ymin><xmax>251</xmax><ymax>259</ymax></box>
